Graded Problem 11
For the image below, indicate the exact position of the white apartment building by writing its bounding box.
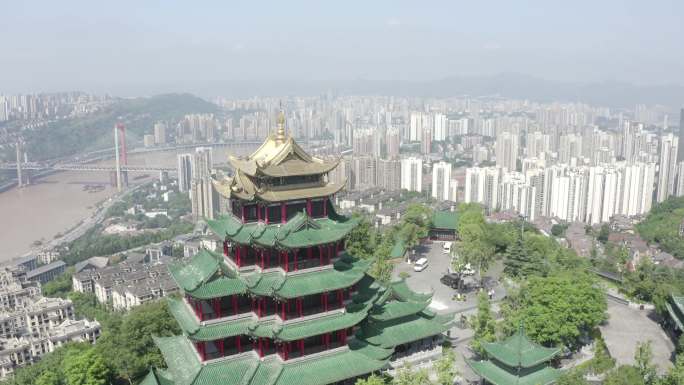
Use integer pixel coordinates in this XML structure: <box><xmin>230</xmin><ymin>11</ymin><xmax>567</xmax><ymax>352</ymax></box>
<box><xmin>431</xmin><ymin>161</ymin><xmax>452</xmax><ymax>201</ymax></box>
<box><xmin>401</xmin><ymin>157</ymin><xmax>423</xmax><ymax>192</ymax></box>
<box><xmin>495</xmin><ymin>131</ymin><xmax>519</xmax><ymax>171</ymax></box>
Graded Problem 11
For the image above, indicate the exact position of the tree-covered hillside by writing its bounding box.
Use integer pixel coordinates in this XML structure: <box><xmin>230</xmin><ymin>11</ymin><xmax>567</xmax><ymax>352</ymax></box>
<box><xmin>19</xmin><ymin>93</ymin><xmax>218</xmax><ymax>161</ymax></box>
<box><xmin>636</xmin><ymin>196</ymin><xmax>684</xmax><ymax>259</ymax></box>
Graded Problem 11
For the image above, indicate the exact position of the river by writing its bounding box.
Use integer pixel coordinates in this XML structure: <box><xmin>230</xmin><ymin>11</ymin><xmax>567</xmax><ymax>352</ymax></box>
<box><xmin>0</xmin><ymin>145</ymin><xmax>253</xmax><ymax>262</ymax></box>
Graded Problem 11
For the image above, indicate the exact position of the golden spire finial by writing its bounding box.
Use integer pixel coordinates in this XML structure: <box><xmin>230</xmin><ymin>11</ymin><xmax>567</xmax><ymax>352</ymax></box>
<box><xmin>275</xmin><ymin>105</ymin><xmax>286</xmax><ymax>143</ymax></box>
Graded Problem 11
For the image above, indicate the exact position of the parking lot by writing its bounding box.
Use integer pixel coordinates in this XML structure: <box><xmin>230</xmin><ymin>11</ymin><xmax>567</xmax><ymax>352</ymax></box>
<box><xmin>391</xmin><ymin>240</ymin><xmax>506</xmax><ymax>315</ymax></box>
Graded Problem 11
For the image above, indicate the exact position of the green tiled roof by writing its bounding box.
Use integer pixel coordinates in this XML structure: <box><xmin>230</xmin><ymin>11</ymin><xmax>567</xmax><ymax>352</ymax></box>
<box><xmin>483</xmin><ymin>326</ymin><xmax>561</xmax><ymax>368</ymax></box>
<box><xmin>369</xmin><ymin>299</ymin><xmax>430</xmax><ymax>322</ymax></box>
<box><xmin>467</xmin><ymin>359</ymin><xmax>561</xmax><ymax>385</ymax></box>
<box><xmin>170</xmin><ymin>251</ymin><xmax>370</xmax><ymax>300</ymax></box>
<box><xmin>154</xmin><ymin>336</ymin><xmax>201</xmax><ymax>385</ymax></box>
<box><xmin>152</xmin><ymin>336</ymin><xmax>388</xmax><ymax>385</ymax></box>
<box><xmin>667</xmin><ymin>295</ymin><xmax>684</xmax><ymax>331</ymax></box>
<box><xmin>206</xmin><ymin>212</ymin><xmax>358</xmax><ymax>249</ymax></box>
<box><xmin>186</xmin><ymin>276</ymin><xmax>247</xmax><ymax>299</ymax></box>
<box><xmin>274</xmin><ymin>349</ymin><xmax>386</xmax><ymax>385</ymax></box>
<box><xmin>358</xmin><ymin>313</ymin><xmax>451</xmax><ymax>349</ymax></box>
<box><xmin>432</xmin><ymin>210</ymin><xmax>459</xmax><ymax>230</ymax></box>
<box><xmin>140</xmin><ymin>368</ymin><xmax>175</xmax><ymax>385</ymax></box>
<box><xmin>169</xmin><ymin>250</ymin><xmax>223</xmax><ymax>292</ymax></box>
<box><xmin>390</xmin><ymin>280</ymin><xmax>433</xmax><ymax>303</ymax></box>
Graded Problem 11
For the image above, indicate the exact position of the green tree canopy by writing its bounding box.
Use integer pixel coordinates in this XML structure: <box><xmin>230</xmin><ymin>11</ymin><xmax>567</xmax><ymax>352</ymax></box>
<box><xmin>63</xmin><ymin>348</ymin><xmax>111</xmax><ymax>385</ymax></box>
<box><xmin>603</xmin><ymin>365</ymin><xmax>645</xmax><ymax>385</ymax></box>
<box><xmin>501</xmin><ymin>272</ymin><xmax>607</xmax><ymax>350</ymax></box>
<box><xmin>470</xmin><ymin>292</ymin><xmax>497</xmax><ymax>356</ymax></box>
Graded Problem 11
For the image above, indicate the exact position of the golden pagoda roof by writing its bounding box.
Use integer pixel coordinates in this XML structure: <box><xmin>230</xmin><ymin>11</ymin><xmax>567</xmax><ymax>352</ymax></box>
<box><xmin>228</xmin><ymin>112</ymin><xmax>338</xmax><ymax>177</ymax></box>
<box><xmin>212</xmin><ymin>171</ymin><xmax>346</xmax><ymax>202</ymax></box>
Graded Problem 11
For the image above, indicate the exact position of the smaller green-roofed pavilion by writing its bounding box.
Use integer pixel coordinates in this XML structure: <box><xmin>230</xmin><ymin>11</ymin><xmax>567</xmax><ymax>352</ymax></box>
<box><xmin>467</xmin><ymin>325</ymin><xmax>562</xmax><ymax>385</ymax></box>
<box><xmin>430</xmin><ymin>210</ymin><xmax>459</xmax><ymax>240</ymax></box>
<box><xmin>665</xmin><ymin>294</ymin><xmax>684</xmax><ymax>333</ymax></box>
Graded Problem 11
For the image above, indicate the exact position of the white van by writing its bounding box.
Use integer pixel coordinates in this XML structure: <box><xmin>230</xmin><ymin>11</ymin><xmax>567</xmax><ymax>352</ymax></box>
<box><xmin>442</xmin><ymin>242</ymin><xmax>452</xmax><ymax>254</ymax></box>
<box><xmin>413</xmin><ymin>258</ymin><xmax>429</xmax><ymax>272</ymax></box>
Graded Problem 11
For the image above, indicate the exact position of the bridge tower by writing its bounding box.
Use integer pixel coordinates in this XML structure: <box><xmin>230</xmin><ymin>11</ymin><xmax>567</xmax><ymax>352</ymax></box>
<box><xmin>14</xmin><ymin>141</ymin><xmax>30</xmax><ymax>187</ymax></box>
<box><xmin>114</xmin><ymin>123</ymin><xmax>129</xmax><ymax>191</ymax></box>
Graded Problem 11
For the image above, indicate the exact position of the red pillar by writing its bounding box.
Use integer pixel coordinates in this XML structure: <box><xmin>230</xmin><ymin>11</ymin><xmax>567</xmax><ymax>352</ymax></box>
<box><xmin>318</xmin><ymin>245</ymin><xmax>323</xmax><ymax>266</ymax></box>
<box><xmin>260</xmin><ymin>249</ymin><xmax>265</xmax><ymax>269</ymax></box>
<box><xmin>323</xmin><ymin>197</ymin><xmax>327</xmax><ymax>217</ymax></box>
<box><xmin>258</xmin><ymin>338</ymin><xmax>263</xmax><ymax>357</ymax></box>
<box><xmin>241</xmin><ymin>205</ymin><xmax>246</xmax><ymax>222</ymax></box>
<box><xmin>323</xmin><ymin>292</ymin><xmax>328</xmax><ymax>311</ymax></box>
<box><xmin>294</xmin><ymin>249</ymin><xmax>298</xmax><ymax>271</ymax></box>
<box><xmin>337</xmin><ymin>289</ymin><xmax>343</xmax><ymax>308</ymax></box>
<box><xmin>299</xmin><ymin>339</ymin><xmax>304</xmax><ymax>356</ymax></box>
<box><xmin>281</xmin><ymin>202</ymin><xmax>286</xmax><ymax>223</ymax></box>
<box><xmin>297</xmin><ymin>298</ymin><xmax>303</xmax><ymax>317</ymax></box>
<box><xmin>283</xmin><ymin>251</ymin><xmax>289</xmax><ymax>272</ymax></box>
<box><xmin>257</xmin><ymin>203</ymin><xmax>261</xmax><ymax>222</ymax></box>
<box><xmin>213</xmin><ymin>298</ymin><xmax>221</xmax><ymax>318</ymax></box>
<box><xmin>218</xmin><ymin>339</ymin><xmax>224</xmax><ymax>357</ymax></box>
<box><xmin>236</xmin><ymin>245</ymin><xmax>241</xmax><ymax>267</ymax></box>
<box><xmin>306</xmin><ymin>198</ymin><xmax>312</xmax><ymax>216</ymax></box>
<box><xmin>265</xmin><ymin>206</ymin><xmax>269</xmax><ymax>224</ymax></box>
<box><xmin>307</xmin><ymin>247</ymin><xmax>313</xmax><ymax>265</ymax></box>
<box><xmin>237</xmin><ymin>336</ymin><xmax>242</xmax><ymax>353</ymax></box>
<box><xmin>232</xmin><ymin>295</ymin><xmax>238</xmax><ymax>315</ymax></box>
<box><xmin>281</xmin><ymin>301</ymin><xmax>287</xmax><ymax>320</ymax></box>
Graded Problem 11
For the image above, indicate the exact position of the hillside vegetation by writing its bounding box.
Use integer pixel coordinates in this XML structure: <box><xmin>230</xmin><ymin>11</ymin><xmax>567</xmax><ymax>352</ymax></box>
<box><xmin>20</xmin><ymin>93</ymin><xmax>218</xmax><ymax>161</ymax></box>
<box><xmin>636</xmin><ymin>196</ymin><xmax>684</xmax><ymax>259</ymax></box>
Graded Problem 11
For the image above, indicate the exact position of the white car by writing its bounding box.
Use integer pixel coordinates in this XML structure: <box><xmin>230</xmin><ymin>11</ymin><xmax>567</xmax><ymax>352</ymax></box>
<box><xmin>413</xmin><ymin>257</ymin><xmax>429</xmax><ymax>272</ymax></box>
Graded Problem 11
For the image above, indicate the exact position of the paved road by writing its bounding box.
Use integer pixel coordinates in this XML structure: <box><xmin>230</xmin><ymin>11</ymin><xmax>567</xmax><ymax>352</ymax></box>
<box><xmin>392</xmin><ymin>240</ymin><xmax>506</xmax><ymax>314</ymax></box>
<box><xmin>600</xmin><ymin>300</ymin><xmax>674</xmax><ymax>374</ymax></box>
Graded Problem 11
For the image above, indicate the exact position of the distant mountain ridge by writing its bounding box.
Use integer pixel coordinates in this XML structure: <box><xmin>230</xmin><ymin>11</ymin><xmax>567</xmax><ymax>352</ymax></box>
<box><xmin>199</xmin><ymin>74</ymin><xmax>684</xmax><ymax>109</ymax></box>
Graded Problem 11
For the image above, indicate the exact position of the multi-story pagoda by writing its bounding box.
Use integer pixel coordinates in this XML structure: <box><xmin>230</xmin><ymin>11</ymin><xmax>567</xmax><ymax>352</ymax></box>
<box><xmin>141</xmin><ymin>113</ymin><xmax>453</xmax><ymax>385</ymax></box>
<box><xmin>466</xmin><ymin>325</ymin><xmax>562</xmax><ymax>385</ymax></box>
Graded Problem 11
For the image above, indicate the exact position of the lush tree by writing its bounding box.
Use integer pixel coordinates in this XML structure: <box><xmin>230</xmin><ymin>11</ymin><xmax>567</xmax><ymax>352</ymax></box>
<box><xmin>597</xmin><ymin>224</ymin><xmax>610</xmax><ymax>244</ymax></box>
<box><xmin>636</xmin><ymin>196</ymin><xmax>684</xmax><ymax>258</ymax></box>
<box><xmin>393</xmin><ymin>364</ymin><xmax>430</xmax><ymax>385</ymax></box>
<box><xmin>63</xmin><ymin>348</ymin><xmax>110</xmax><ymax>385</ymax></box>
<box><xmin>555</xmin><ymin>370</ymin><xmax>589</xmax><ymax>385</ymax></box>
<box><xmin>8</xmin><ymin>342</ymin><xmax>91</xmax><ymax>385</ymax></box>
<box><xmin>346</xmin><ymin>215</ymin><xmax>377</xmax><ymax>259</ymax></box>
<box><xmin>433</xmin><ymin>347</ymin><xmax>458</xmax><ymax>385</ymax></box>
<box><xmin>96</xmin><ymin>300</ymin><xmax>181</xmax><ymax>383</ymax></box>
<box><xmin>501</xmin><ymin>272</ymin><xmax>607</xmax><ymax>350</ymax></box>
<box><xmin>470</xmin><ymin>292</ymin><xmax>497</xmax><ymax>356</ymax></box>
<box><xmin>42</xmin><ymin>268</ymin><xmax>74</xmax><ymax>298</ymax></box>
<box><xmin>634</xmin><ymin>341</ymin><xmax>657</xmax><ymax>385</ymax></box>
<box><xmin>660</xmin><ymin>354</ymin><xmax>684</xmax><ymax>385</ymax></box>
<box><xmin>603</xmin><ymin>365</ymin><xmax>645</xmax><ymax>385</ymax></box>
<box><xmin>35</xmin><ymin>371</ymin><xmax>60</xmax><ymax>385</ymax></box>
<box><xmin>503</xmin><ymin>232</ymin><xmax>545</xmax><ymax>278</ymax></box>
<box><xmin>551</xmin><ymin>224</ymin><xmax>568</xmax><ymax>237</ymax></box>
<box><xmin>355</xmin><ymin>374</ymin><xmax>387</xmax><ymax>385</ymax></box>
<box><xmin>587</xmin><ymin>337</ymin><xmax>615</xmax><ymax>375</ymax></box>
<box><xmin>395</xmin><ymin>204</ymin><xmax>432</xmax><ymax>251</ymax></box>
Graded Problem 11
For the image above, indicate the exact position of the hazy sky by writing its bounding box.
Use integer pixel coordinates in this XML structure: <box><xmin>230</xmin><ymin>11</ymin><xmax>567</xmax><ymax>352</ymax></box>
<box><xmin>2</xmin><ymin>1</ymin><xmax>683</xmax><ymax>96</ymax></box>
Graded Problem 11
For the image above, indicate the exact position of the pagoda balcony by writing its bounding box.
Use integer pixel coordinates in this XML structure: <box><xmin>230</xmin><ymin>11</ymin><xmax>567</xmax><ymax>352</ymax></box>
<box><xmin>223</xmin><ymin>242</ymin><xmax>344</xmax><ymax>273</ymax></box>
<box><xmin>185</xmin><ymin>287</ymin><xmax>355</xmax><ymax>323</ymax></box>
<box><xmin>194</xmin><ymin>327</ymin><xmax>353</xmax><ymax>362</ymax></box>
<box><xmin>231</xmin><ymin>197</ymin><xmax>330</xmax><ymax>224</ymax></box>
